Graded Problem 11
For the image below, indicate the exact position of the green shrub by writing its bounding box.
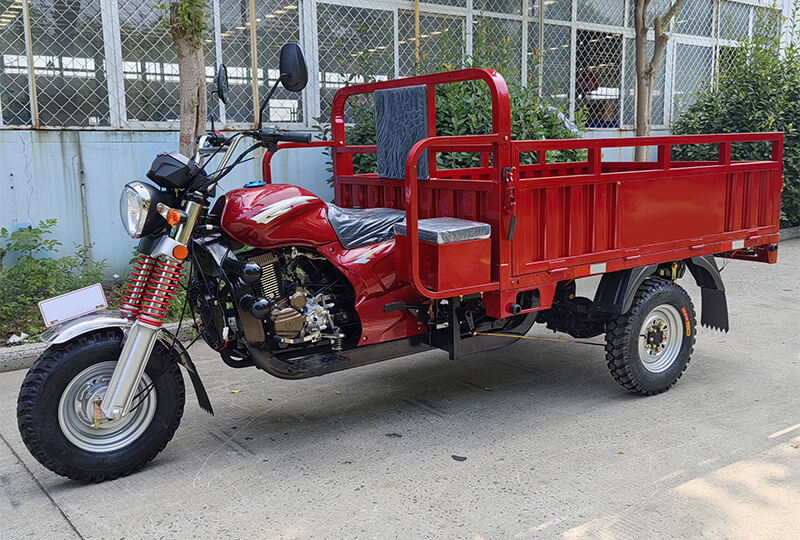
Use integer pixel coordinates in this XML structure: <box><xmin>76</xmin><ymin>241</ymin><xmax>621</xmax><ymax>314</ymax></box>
<box><xmin>671</xmin><ymin>6</ymin><xmax>800</xmax><ymax>227</ymax></box>
<box><xmin>0</xmin><ymin>220</ymin><xmax>107</xmax><ymax>341</ymax></box>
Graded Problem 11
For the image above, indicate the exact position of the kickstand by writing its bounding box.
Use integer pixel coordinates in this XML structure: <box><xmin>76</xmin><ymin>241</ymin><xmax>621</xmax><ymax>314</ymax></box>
<box><xmin>449</xmin><ymin>297</ymin><xmax>461</xmax><ymax>361</ymax></box>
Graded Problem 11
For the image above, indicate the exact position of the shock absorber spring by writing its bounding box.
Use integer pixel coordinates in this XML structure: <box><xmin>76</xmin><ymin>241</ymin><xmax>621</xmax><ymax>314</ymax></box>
<box><xmin>136</xmin><ymin>259</ymin><xmax>183</xmax><ymax>328</ymax></box>
<box><xmin>120</xmin><ymin>254</ymin><xmax>158</xmax><ymax>317</ymax></box>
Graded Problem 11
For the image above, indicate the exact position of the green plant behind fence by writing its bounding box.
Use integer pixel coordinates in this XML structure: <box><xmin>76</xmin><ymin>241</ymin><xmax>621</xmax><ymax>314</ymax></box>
<box><xmin>672</xmin><ymin>4</ymin><xmax>800</xmax><ymax>227</ymax></box>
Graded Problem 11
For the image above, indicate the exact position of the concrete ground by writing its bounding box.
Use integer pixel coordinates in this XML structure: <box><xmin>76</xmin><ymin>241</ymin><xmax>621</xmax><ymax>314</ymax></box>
<box><xmin>1</xmin><ymin>240</ymin><xmax>798</xmax><ymax>539</ymax></box>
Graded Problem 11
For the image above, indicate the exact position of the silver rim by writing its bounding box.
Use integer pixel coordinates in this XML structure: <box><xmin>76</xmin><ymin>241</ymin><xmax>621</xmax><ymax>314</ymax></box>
<box><xmin>58</xmin><ymin>361</ymin><xmax>157</xmax><ymax>453</ymax></box>
<box><xmin>638</xmin><ymin>304</ymin><xmax>684</xmax><ymax>374</ymax></box>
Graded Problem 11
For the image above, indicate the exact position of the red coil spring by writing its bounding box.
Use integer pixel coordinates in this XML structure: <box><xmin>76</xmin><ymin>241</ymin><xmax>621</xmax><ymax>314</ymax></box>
<box><xmin>136</xmin><ymin>259</ymin><xmax>183</xmax><ymax>327</ymax></box>
<box><xmin>120</xmin><ymin>254</ymin><xmax>158</xmax><ymax>317</ymax></box>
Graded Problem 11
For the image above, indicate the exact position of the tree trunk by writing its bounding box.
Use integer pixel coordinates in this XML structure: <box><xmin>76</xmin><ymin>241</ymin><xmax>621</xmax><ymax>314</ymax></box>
<box><xmin>632</xmin><ymin>0</ymin><xmax>685</xmax><ymax>161</ymax></box>
<box><xmin>634</xmin><ymin>69</ymin><xmax>655</xmax><ymax>161</ymax></box>
<box><xmin>173</xmin><ymin>37</ymin><xmax>207</xmax><ymax>156</ymax></box>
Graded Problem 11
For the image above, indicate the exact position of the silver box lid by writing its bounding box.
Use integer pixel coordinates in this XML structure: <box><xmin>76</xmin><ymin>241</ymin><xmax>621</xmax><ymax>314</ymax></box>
<box><xmin>394</xmin><ymin>217</ymin><xmax>491</xmax><ymax>244</ymax></box>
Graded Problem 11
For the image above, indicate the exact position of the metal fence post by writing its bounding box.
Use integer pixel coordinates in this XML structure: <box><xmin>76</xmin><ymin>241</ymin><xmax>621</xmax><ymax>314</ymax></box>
<box><xmin>0</xmin><ymin>55</ymin><xmax>4</xmax><ymax>126</ymax></box>
<box><xmin>212</xmin><ymin>0</ymin><xmax>227</xmax><ymax>125</ymax></box>
<box><xmin>713</xmin><ymin>0</ymin><xmax>721</xmax><ymax>89</ymax></box>
<box><xmin>621</xmin><ymin>0</ymin><xmax>628</xmax><ymax>126</ymax></box>
<box><xmin>21</xmin><ymin>0</ymin><xmax>38</xmax><ymax>127</ymax></box>
<box><xmin>100</xmin><ymin>0</ymin><xmax>127</xmax><ymax>128</ymax></box>
<box><xmin>249</xmin><ymin>0</ymin><xmax>259</xmax><ymax>127</ymax></box>
<box><xmin>414</xmin><ymin>0</ymin><xmax>420</xmax><ymax>75</ymax></box>
<box><xmin>538</xmin><ymin>0</ymin><xmax>544</xmax><ymax>95</ymax></box>
<box><xmin>393</xmin><ymin>8</ymin><xmax>400</xmax><ymax>78</ymax></box>
<box><xmin>300</xmin><ymin>0</ymin><xmax>320</xmax><ymax>123</ymax></box>
<box><xmin>664</xmin><ymin>38</ymin><xmax>675</xmax><ymax>125</ymax></box>
<box><xmin>620</xmin><ymin>34</ymin><xmax>626</xmax><ymax>125</ymax></box>
<box><xmin>521</xmin><ymin>0</ymin><xmax>528</xmax><ymax>86</ymax></box>
<box><xmin>465</xmin><ymin>0</ymin><xmax>473</xmax><ymax>62</ymax></box>
<box><xmin>568</xmin><ymin>0</ymin><xmax>576</xmax><ymax>120</ymax></box>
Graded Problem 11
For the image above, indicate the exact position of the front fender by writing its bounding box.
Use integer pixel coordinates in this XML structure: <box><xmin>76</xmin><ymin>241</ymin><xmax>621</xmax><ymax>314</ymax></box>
<box><xmin>40</xmin><ymin>311</ymin><xmax>133</xmax><ymax>344</ymax></box>
<box><xmin>39</xmin><ymin>311</ymin><xmax>214</xmax><ymax>414</ymax></box>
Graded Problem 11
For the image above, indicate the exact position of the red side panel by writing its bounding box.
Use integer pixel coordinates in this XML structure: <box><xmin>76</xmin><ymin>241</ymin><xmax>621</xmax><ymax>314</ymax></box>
<box><xmin>221</xmin><ymin>185</ymin><xmax>337</xmax><ymax>248</ymax></box>
<box><xmin>320</xmin><ymin>240</ymin><xmax>427</xmax><ymax>346</ymax></box>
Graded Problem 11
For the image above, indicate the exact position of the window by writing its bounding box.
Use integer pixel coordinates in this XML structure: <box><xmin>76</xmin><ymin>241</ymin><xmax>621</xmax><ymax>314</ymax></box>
<box><xmin>577</xmin><ymin>0</ymin><xmax>624</xmax><ymax>27</ymax></box>
<box><xmin>255</xmin><ymin>0</ymin><xmax>301</xmax><ymax>124</ymax></box>
<box><xmin>672</xmin><ymin>43</ymin><xmax>713</xmax><ymax>120</ymax></box>
<box><xmin>622</xmin><ymin>38</ymin><xmax>665</xmax><ymax>127</ymax></box>
<box><xmin>530</xmin><ymin>0</ymin><xmax>571</xmax><ymax>22</ymax></box>
<box><xmin>316</xmin><ymin>4</ymin><xmax>394</xmax><ymax>121</ymax></box>
<box><xmin>720</xmin><ymin>1</ymin><xmax>750</xmax><ymax>41</ymax></box>
<box><xmin>398</xmin><ymin>11</ymin><xmax>465</xmax><ymax>77</ymax></box>
<box><xmin>674</xmin><ymin>0</ymin><xmax>713</xmax><ymax>37</ymax></box>
<box><xmin>475</xmin><ymin>0</ymin><xmax>523</xmax><ymax>16</ymax></box>
<box><xmin>473</xmin><ymin>16</ymin><xmax>523</xmax><ymax>84</ymax></box>
<box><xmin>576</xmin><ymin>30</ymin><xmax>622</xmax><ymax>128</ymax></box>
<box><xmin>529</xmin><ymin>23</ymin><xmax>571</xmax><ymax>103</ymax></box>
<box><xmin>28</xmin><ymin>0</ymin><xmax>109</xmax><ymax>126</ymax></box>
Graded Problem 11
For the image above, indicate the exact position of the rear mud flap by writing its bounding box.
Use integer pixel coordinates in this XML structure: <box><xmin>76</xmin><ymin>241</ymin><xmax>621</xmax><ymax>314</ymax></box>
<box><xmin>700</xmin><ymin>287</ymin><xmax>729</xmax><ymax>332</ymax></box>
<box><xmin>686</xmin><ymin>256</ymin><xmax>729</xmax><ymax>333</ymax></box>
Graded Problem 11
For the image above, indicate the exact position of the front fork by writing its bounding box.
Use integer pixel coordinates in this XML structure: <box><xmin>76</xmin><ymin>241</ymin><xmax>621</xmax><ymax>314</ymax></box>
<box><xmin>100</xmin><ymin>200</ymin><xmax>201</xmax><ymax>420</ymax></box>
<box><xmin>100</xmin><ymin>252</ymin><xmax>184</xmax><ymax>420</ymax></box>
<box><xmin>101</xmin><ymin>321</ymin><xmax>161</xmax><ymax>419</ymax></box>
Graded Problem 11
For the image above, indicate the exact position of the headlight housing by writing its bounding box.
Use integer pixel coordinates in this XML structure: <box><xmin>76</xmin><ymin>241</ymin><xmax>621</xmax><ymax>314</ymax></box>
<box><xmin>119</xmin><ymin>181</ymin><xmax>169</xmax><ymax>238</ymax></box>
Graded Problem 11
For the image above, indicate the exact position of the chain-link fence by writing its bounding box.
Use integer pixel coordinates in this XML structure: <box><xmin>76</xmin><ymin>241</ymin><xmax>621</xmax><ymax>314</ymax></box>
<box><xmin>0</xmin><ymin>0</ymin><xmax>785</xmax><ymax>129</ymax></box>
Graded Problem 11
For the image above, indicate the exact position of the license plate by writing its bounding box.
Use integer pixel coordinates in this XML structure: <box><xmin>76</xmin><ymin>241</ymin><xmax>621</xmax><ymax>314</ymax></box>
<box><xmin>39</xmin><ymin>283</ymin><xmax>108</xmax><ymax>327</ymax></box>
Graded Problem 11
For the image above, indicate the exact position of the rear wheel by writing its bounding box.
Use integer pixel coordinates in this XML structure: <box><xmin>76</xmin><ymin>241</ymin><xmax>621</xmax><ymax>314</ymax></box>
<box><xmin>17</xmin><ymin>330</ymin><xmax>185</xmax><ymax>482</ymax></box>
<box><xmin>605</xmin><ymin>278</ymin><xmax>696</xmax><ymax>395</ymax></box>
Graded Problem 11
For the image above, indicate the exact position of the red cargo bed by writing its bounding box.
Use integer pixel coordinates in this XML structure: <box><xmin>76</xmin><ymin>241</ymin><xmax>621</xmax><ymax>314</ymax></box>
<box><xmin>263</xmin><ymin>69</ymin><xmax>783</xmax><ymax>318</ymax></box>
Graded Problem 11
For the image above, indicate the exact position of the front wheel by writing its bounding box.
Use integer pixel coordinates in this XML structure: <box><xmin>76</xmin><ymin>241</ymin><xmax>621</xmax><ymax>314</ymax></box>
<box><xmin>17</xmin><ymin>330</ymin><xmax>185</xmax><ymax>482</ymax></box>
<box><xmin>605</xmin><ymin>278</ymin><xmax>696</xmax><ymax>395</ymax></box>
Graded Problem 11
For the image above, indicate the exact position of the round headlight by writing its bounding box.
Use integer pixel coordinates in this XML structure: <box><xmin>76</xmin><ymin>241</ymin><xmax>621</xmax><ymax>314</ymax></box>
<box><xmin>119</xmin><ymin>181</ymin><xmax>167</xmax><ymax>238</ymax></box>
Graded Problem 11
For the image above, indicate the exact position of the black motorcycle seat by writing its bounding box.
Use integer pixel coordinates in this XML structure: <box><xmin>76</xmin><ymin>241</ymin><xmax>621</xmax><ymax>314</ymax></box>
<box><xmin>326</xmin><ymin>204</ymin><xmax>406</xmax><ymax>249</ymax></box>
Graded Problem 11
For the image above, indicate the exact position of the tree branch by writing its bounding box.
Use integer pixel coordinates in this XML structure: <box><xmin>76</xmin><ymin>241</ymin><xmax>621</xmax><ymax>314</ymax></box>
<box><xmin>654</xmin><ymin>0</ymin><xmax>687</xmax><ymax>33</ymax></box>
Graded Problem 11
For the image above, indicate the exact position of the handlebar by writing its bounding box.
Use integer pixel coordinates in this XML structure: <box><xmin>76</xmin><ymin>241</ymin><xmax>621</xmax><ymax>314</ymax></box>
<box><xmin>275</xmin><ymin>131</ymin><xmax>312</xmax><ymax>144</ymax></box>
<box><xmin>193</xmin><ymin>128</ymin><xmax>313</xmax><ymax>192</ymax></box>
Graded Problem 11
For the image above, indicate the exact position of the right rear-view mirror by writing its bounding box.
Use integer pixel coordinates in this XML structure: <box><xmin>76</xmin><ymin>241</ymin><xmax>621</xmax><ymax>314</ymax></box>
<box><xmin>278</xmin><ymin>43</ymin><xmax>308</xmax><ymax>92</ymax></box>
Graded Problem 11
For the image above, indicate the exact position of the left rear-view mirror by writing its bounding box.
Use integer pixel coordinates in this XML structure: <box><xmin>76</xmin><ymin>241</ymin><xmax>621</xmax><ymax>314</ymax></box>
<box><xmin>216</xmin><ymin>64</ymin><xmax>229</xmax><ymax>105</ymax></box>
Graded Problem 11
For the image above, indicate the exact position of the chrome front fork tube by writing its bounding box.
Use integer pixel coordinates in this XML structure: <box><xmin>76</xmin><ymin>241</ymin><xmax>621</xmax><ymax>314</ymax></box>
<box><xmin>100</xmin><ymin>198</ymin><xmax>200</xmax><ymax>421</ymax></box>
<box><xmin>100</xmin><ymin>321</ymin><xmax>161</xmax><ymax>420</ymax></box>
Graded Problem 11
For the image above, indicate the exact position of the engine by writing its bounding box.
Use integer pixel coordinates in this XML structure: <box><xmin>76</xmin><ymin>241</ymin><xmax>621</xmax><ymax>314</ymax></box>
<box><xmin>244</xmin><ymin>248</ymin><xmax>356</xmax><ymax>351</ymax></box>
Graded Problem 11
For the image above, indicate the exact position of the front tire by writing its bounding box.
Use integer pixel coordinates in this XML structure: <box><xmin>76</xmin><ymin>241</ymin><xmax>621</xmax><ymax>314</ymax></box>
<box><xmin>605</xmin><ymin>278</ymin><xmax>696</xmax><ymax>395</ymax></box>
<box><xmin>17</xmin><ymin>330</ymin><xmax>185</xmax><ymax>482</ymax></box>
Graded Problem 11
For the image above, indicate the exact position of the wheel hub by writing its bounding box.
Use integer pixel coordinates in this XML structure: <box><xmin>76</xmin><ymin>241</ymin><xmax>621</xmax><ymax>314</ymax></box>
<box><xmin>638</xmin><ymin>304</ymin><xmax>683</xmax><ymax>373</ymax></box>
<box><xmin>58</xmin><ymin>361</ymin><xmax>157</xmax><ymax>453</ymax></box>
<box><xmin>644</xmin><ymin>321</ymin><xmax>669</xmax><ymax>354</ymax></box>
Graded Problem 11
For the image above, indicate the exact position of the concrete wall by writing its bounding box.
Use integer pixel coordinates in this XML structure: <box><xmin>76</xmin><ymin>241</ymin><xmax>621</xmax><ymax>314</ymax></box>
<box><xmin>0</xmin><ymin>127</ymin><xmax>664</xmax><ymax>274</ymax></box>
<box><xmin>0</xmin><ymin>129</ymin><xmax>333</xmax><ymax>273</ymax></box>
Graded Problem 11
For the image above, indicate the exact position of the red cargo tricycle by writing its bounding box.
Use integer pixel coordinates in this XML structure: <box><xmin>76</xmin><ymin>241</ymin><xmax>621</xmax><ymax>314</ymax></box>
<box><xmin>17</xmin><ymin>43</ymin><xmax>784</xmax><ymax>481</ymax></box>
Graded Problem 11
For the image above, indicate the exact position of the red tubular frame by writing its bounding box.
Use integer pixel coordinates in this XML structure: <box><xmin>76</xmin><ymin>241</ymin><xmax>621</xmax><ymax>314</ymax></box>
<box><xmin>263</xmin><ymin>69</ymin><xmax>784</xmax><ymax>318</ymax></box>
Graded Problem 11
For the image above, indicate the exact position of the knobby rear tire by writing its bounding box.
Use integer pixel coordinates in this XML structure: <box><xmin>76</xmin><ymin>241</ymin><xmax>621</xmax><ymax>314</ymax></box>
<box><xmin>604</xmin><ymin>278</ymin><xmax>697</xmax><ymax>395</ymax></box>
<box><xmin>17</xmin><ymin>329</ymin><xmax>185</xmax><ymax>482</ymax></box>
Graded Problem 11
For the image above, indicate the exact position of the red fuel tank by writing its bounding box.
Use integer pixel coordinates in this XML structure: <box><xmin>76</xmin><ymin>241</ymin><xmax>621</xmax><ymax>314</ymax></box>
<box><xmin>221</xmin><ymin>184</ymin><xmax>337</xmax><ymax>248</ymax></box>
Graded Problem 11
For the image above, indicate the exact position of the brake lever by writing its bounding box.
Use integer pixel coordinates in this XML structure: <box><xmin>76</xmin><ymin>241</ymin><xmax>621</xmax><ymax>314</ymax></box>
<box><xmin>206</xmin><ymin>130</ymin><xmax>231</xmax><ymax>148</ymax></box>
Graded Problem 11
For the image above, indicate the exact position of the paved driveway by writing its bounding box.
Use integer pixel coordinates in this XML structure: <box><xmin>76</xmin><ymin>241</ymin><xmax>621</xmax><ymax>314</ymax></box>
<box><xmin>1</xmin><ymin>240</ymin><xmax>798</xmax><ymax>539</ymax></box>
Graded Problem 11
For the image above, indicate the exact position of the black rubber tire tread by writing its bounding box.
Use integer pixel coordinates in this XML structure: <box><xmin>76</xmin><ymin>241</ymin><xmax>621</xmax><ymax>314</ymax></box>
<box><xmin>604</xmin><ymin>278</ymin><xmax>696</xmax><ymax>396</ymax></box>
<box><xmin>17</xmin><ymin>329</ymin><xmax>185</xmax><ymax>482</ymax></box>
